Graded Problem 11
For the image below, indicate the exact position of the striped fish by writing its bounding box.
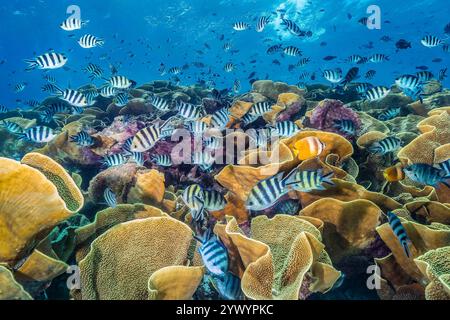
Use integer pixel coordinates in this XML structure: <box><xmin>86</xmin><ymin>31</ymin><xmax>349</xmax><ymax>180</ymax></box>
<box><xmin>233</xmin><ymin>22</ymin><xmax>250</xmax><ymax>31</ymax></box>
<box><xmin>197</xmin><ymin>230</ymin><xmax>229</xmax><ymax>278</ymax></box>
<box><xmin>150</xmin><ymin>95</ymin><xmax>171</xmax><ymax>112</ymax></box>
<box><xmin>378</xmin><ymin>107</ymin><xmax>401</xmax><ymax>121</ymax></box>
<box><xmin>297</xmin><ymin>57</ymin><xmax>311</xmax><ymax>67</ymax></box>
<box><xmin>368</xmin><ymin>137</ymin><xmax>402</xmax><ymax>155</ymax></box>
<box><xmin>283</xmin><ymin>46</ymin><xmax>302</xmax><ymax>57</ymax></box>
<box><xmin>274</xmin><ymin>121</ymin><xmax>299</xmax><ymax>137</ymax></box>
<box><xmin>107</xmin><ymin>76</ymin><xmax>136</xmax><ymax>89</ymax></box>
<box><xmin>42</xmin><ymin>83</ymin><xmax>61</xmax><ymax>94</ymax></box>
<box><xmin>83</xmin><ymin>63</ymin><xmax>104</xmax><ymax>80</ymax></box>
<box><xmin>103</xmin><ymin>154</ymin><xmax>127</xmax><ymax>168</ymax></box>
<box><xmin>60</xmin><ymin>18</ymin><xmax>89</xmax><ymax>31</ymax></box>
<box><xmin>395</xmin><ymin>75</ymin><xmax>421</xmax><ymax>90</ymax></box>
<box><xmin>281</xmin><ymin>19</ymin><xmax>303</xmax><ymax>36</ymax></box>
<box><xmin>24</xmin><ymin>52</ymin><xmax>68</xmax><ymax>71</ymax></box>
<box><xmin>355</xmin><ymin>83</ymin><xmax>373</xmax><ymax>95</ymax></box>
<box><xmin>186</xmin><ymin>120</ymin><xmax>208</xmax><ymax>136</ymax></box>
<box><xmin>267</xmin><ymin>44</ymin><xmax>283</xmax><ymax>55</ymax></box>
<box><xmin>177</xmin><ymin>101</ymin><xmax>204</xmax><ymax>120</ymax></box>
<box><xmin>285</xmin><ymin>170</ymin><xmax>335</xmax><ymax>192</ymax></box>
<box><xmin>152</xmin><ymin>154</ymin><xmax>172</xmax><ymax>167</ymax></box>
<box><xmin>70</xmin><ymin>131</ymin><xmax>94</xmax><ymax>147</ymax></box>
<box><xmin>78</xmin><ymin>34</ymin><xmax>105</xmax><ymax>48</ymax></box>
<box><xmin>0</xmin><ymin>105</ymin><xmax>9</xmax><ymax>113</ymax></box>
<box><xmin>421</xmin><ymin>35</ymin><xmax>444</xmax><ymax>48</ymax></box>
<box><xmin>415</xmin><ymin>71</ymin><xmax>434</xmax><ymax>82</ymax></box>
<box><xmin>19</xmin><ymin>126</ymin><xmax>56</xmax><ymax>143</ymax></box>
<box><xmin>365</xmin><ymin>86</ymin><xmax>390</xmax><ymax>101</ymax></box>
<box><xmin>1</xmin><ymin>121</ymin><xmax>23</xmax><ymax>135</ymax></box>
<box><xmin>193</xmin><ymin>150</ymin><xmax>215</xmax><ymax>172</ymax></box>
<box><xmin>386</xmin><ymin>211</ymin><xmax>411</xmax><ymax>258</ymax></box>
<box><xmin>211</xmin><ymin>108</ymin><xmax>230</xmax><ymax>129</ymax></box>
<box><xmin>25</xmin><ymin>100</ymin><xmax>41</xmax><ymax>108</ymax></box>
<box><xmin>213</xmin><ymin>272</ymin><xmax>243</xmax><ymax>300</ymax></box>
<box><xmin>43</xmin><ymin>74</ymin><xmax>57</xmax><ymax>84</ymax></box>
<box><xmin>113</xmin><ymin>93</ymin><xmax>129</xmax><ymax>107</ymax></box>
<box><xmin>347</xmin><ymin>55</ymin><xmax>363</xmax><ymax>64</ymax></box>
<box><xmin>182</xmin><ymin>184</ymin><xmax>205</xmax><ymax>223</ymax></box>
<box><xmin>131</xmin><ymin>118</ymin><xmax>173</xmax><ymax>152</ymax></box>
<box><xmin>71</xmin><ymin>106</ymin><xmax>84</xmax><ymax>115</ymax></box>
<box><xmin>103</xmin><ymin>188</ymin><xmax>117</xmax><ymax>208</ymax></box>
<box><xmin>365</xmin><ymin>70</ymin><xmax>376</xmax><ymax>80</ymax></box>
<box><xmin>298</xmin><ymin>71</ymin><xmax>310</xmax><ymax>80</ymax></box>
<box><xmin>100</xmin><ymin>86</ymin><xmax>118</xmax><ymax>98</ymax></box>
<box><xmin>256</xmin><ymin>16</ymin><xmax>271</xmax><ymax>32</ymax></box>
<box><xmin>369</xmin><ymin>54</ymin><xmax>389</xmax><ymax>63</ymax></box>
<box><xmin>224</xmin><ymin>63</ymin><xmax>235</xmax><ymax>72</ymax></box>
<box><xmin>438</xmin><ymin>159</ymin><xmax>450</xmax><ymax>176</ymax></box>
<box><xmin>404</xmin><ymin>163</ymin><xmax>450</xmax><ymax>188</ymax></box>
<box><xmin>249</xmin><ymin>101</ymin><xmax>271</xmax><ymax>116</ymax></box>
<box><xmin>57</xmin><ymin>89</ymin><xmax>88</xmax><ymax>107</ymax></box>
<box><xmin>204</xmin><ymin>136</ymin><xmax>222</xmax><ymax>150</ymax></box>
<box><xmin>14</xmin><ymin>83</ymin><xmax>26</xmax><ymax>93</ymax></box>
<box><xmin>323</xmin><ymin>69</ymin><xmax>343</xmax><ymax>83</ymax></box>
<box><xmin>128</xmin><ymin>151</ymin><xmax>145</xmax><ymax>166</ymax></box>
<box><xmin>245</xmin><ymin>169</ymin><xmax>297</xmax><ymax>211</ymax></box>
<box><xmin>241</xmin><ymin>112</ymin><xmax>259</xmax><ymax>127</ymax></box>
<box><xmin>203</xmin><ymin>190</ymin><xmax>226</xmax><ymax>211</ymax></box>
<box><xmin>333</xmin><ymin>119</ymin><xmax>357</xmax><ymax>136</ymax></box>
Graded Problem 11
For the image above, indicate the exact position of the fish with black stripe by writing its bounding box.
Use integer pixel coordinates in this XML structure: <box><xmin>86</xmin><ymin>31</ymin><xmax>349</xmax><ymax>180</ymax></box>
<box><xmin>105</xmin><ymin>76</ymin><xmax>136</xmax><ymax>89</ymax></box>
<box><xmin>78</xmin><ymin>34</ymin><xmax>105</xmax><ymax>48</ymax></box>
<box><xmin>176</xmin><ymin>101</ymin><xmax>204</xmax><ymax>120</ymax></box>
<box><xmin>103</xmin><ymin>188</ymin><xmax>117</xmax><ymax>208</ymax></box>
<box><xmin>203</xmin><ymin>190</ymin><xmax>226</xmax><ymax>211</ymax></box>
<box><xmin>333</xmin><ymin>119</ymin><xmax>357</xmax><ymax>136</ymax></box>
<box><xmin>365</xmin><ymin>86</ymin><xmax>390</xmax><ymax>101</ymax></box>
<box><xmin>53</xmin><ymin>87</ymin><xmax>88</xmax><ymax>107</ymax></box>
<box><xmin>369</xmin><ymin>53</ymin><xmax>389</xmax><ymax>63</ymax></box>
<box><xmin>395</xmin><ymin>75</ymin><xmax>422</xmax><ymax>90</ymax></box>
<box><xmin>186</xmin><ymin>120</ymin><xmax>209</xmax><ymax>136</ymax></box>
<box><xmin>404</xmin><ymin>163</ymin><xmax>450</xmax><ymax>188</ymax></box>
<box><xmin>100</xmin><ymin>86</ymin><xmax>118</xmax><ymax>98</ymax></box>
<box><xmin>340</xmin><ymin>67</ymin><xmax>359</xmax><ymax>87</ymax></box>
<box><xmin>193</xmin><ymin>150</ymin><xmax>215</xmax><ymax>172</ymax></box>
<box><xmin>182</xmin><ymin>184</ymin><xmax>206</xmax><ymax>223</ymax></box>
<box><xmin>323</xmin><ymin>69</ymin><xmax>343</xmax><ymax>84</ymax></box>
<box><xmin>128</xmin><ymin>151</ymin><xmax>145</xmax><ymax>166</ymax></box>
<box><xmin>24</xmin><ymin>52</ymin><xmax>68</xmax><ymax>71</ymax></box>
<box><xmin>70</xmin><ymin>131</ymin><xmax>95</xmax><ymax>147</ymax></box>
<box><xmin>283</xmin><ymin>46</ymin><xmax>302</xmax><ymax>57</ymax></box>
<box><xmin>0</xmin><ymin>105</ymin><xmax>9</xmax><ymax>113</ymax></box>
<box><xmin>60</xmin><ymin>18</ymin><xmax>89</xmax><ymax>31</ymax></box>
<box><xmin>196</xmin><ymin>229</ymin><xmax>229</xmax><ymax>278</ymax></box>
<box><xmin>386</xmin><ymin>211</ymin><xmax>412</xmax><ymax>258</ymax></box>
<box><xmin>14</xmin><ymin>83</ymin><xmax>26</xmax><ymax>93</ymax></box>
<box><xmin>233</xmin><ymin>22</ymin><xmax>250</xmax><ymax>31</ymax></box>
<box><xmin>212</xmin><ymin>272</ymin><xmax>243</xmax><ymax>300</ymax></box>
<box><xmin>368</xmin><ymin>137</ymin><xmax>402</xmax><ymax>155</ymax></box>
<box><xmin>103</xmin><ymin>154</ymin><xmax>128</xmax><ymax>168</ymax></box>
<box><xmin>285</xmin><ymin>169</ymin><xmax>335</xmax><ymax>192</ymax></box>
<box><xmin>131</xmin><ymin>118</ymin><xmax>174</xmax><ymax>152</ymax></box>
<box><xmin>281</xmin><ymin>19</ymin><xmax>303</xmax><ymax>36</ymax></box>
<box><xmin>274</xmin><ymin>121</ymin><xmax>299</xmax><ymax>137</ymax></box>
<box><xmin>1</xmin><ymin>120</ymin><xmax>23</xmax><ymax>135</ymax></box>
<box><xmin>83</xmin><ymin>63</ymin><xmax>104</xmax><ymax>80</ymax></box>
<box><xmin>421</xmin><ymin>35</ymin><xmax>444</xmax><ymax>48</ymax></box>
<box><xmin>149</xmin><ymin>95</ymin><xmax>171</xmax><ymax>112</ymax></box>
<box><xmin>438</xmin><ymin>159</ymin><xmax>450</xmax><ymax>176</ymax></box>
<box><xmin>245</xmin><ymin>169</ymin><xmax>297</xmax><ymax>211</ymax></box>
<box><xmin>113</xmin><ymin>93</ymin><xmax>130</xmax><ymax>107</ymax></box>
<box><xmin>18</xmin><ymin>126</ymin><xmax>56</xmax><ymax>143</ymax></box>
<box><xmin>256</xmin><ymin>16</ymin><xmax>271</xmax><ymax>32</ymax></box>
<box><xmin>211</xmin><ymin>108</ymin><xmax>230</xmax><ymax>129</ymax></box>
<box><xmin>151</xmin><ymin>154</ymin><xmax>172</xmax><ymax>167</ymax></box>
<box><xmin>378</xmin><ymin>106</ymin><xmax>401</xmax><ymax>121</ymax></box>
<box><xmin>249</xmin><ymin>101</ymin><xmax>271</xmax><ymax>116</ymax></box>
<box><xmin>41</xmin><ymin>83</ymin><xmax>61</xmax><ymax>94</ymax></box>
<box><xmin>415</xmin><ymin>71</ymin><xmax>434</xmax><ymax>82</ymax></box>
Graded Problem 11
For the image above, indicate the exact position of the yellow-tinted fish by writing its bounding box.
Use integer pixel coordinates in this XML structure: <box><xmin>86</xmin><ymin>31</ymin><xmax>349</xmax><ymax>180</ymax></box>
<box><xmin>383</xmin><ymin>164</ymin><xmax>405</xmax><ymax>182</ymax></box>
<box><xmin>293</xmin><ymin>137</ymin><xmax>325</xmax><ymax>161</ymax></box>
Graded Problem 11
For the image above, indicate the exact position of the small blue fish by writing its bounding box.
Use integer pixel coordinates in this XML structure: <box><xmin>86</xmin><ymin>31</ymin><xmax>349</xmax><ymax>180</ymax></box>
<box><xmin>404</xmin><ymin>163</ymin><xmax>450</xmax><ymax>188</ymax></box>
<box><xmin>152</xmin><ymin>154</ymin><xmax>172</xmax><ymax>167</ymax></box>
<box><xmin>196</xmin><ymin>230</ymin><xmax>229</xmax><ymax>279</ymax></box>
<box><xmin>387</xmin><ymin>211</ymin><xmax>411</xmax><ymax>258</ymax></box>
<box><xmin>333</xmin><ymin>119</ymin><xmax>357</xmax><ymax>136</ymax></box>
<box><xmin>212</xmin><ymin>272</ymin><xmax>243</xmax><ymax>300</ymax></box>
<box><xmin>103</xmin><ymin>154</ymin><xmax>127</xmax><ymax>168</ymax></box>
<box><xmin>104</xmin><ymin>188</ymin><xmax>117</xmax><ymax>208</ymax></box>
<box><xmin>1</xmin><ymin>121</ymin><xmax>23</xmax><ymax>135</ymax></box>
<box><xmin>368</xmin><ymin>137</ymin><xmax>402</xmax><ymax>155</ymax></box>
<box><xmin>70</xmin><ymin>131</ymin><xmax>94</xmax><ymax>147</ymax></box>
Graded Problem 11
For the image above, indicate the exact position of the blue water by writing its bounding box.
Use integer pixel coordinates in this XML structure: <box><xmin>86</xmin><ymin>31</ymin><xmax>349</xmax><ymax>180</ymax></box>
<box><xmin>0</xmin><ymin>0</ymin><xmax>448</xmax><ymax>108</ymax></box>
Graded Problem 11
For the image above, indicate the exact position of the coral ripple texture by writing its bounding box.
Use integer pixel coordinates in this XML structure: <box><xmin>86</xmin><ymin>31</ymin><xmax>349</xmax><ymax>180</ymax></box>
<box><xmin>0</xmin><ymin>0</ymin><xmax>449</xmax><ymax>301</ymax></box>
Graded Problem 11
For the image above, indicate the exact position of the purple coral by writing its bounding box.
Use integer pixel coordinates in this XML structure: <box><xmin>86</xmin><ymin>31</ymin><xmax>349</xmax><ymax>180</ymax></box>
<box><xmin>309</xmin><ymin>99</ymin><xmax>361</xmax><ymax>138</ymax></box>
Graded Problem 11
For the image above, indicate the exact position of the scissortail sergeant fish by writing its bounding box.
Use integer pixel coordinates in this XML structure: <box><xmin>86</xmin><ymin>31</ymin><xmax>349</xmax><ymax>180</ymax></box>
<box><xmin>249</xmin><ymin>101</ymin><xmax>271</xmax><ymax>116</ymax></box>
<box><xmin>283</xmin><ymin>46</ymin><xmax>302</xmax><ymax>57</ymax></box>
<box><xmin>438</xmin><ymin>159</ymin><xmax>450</xmax><ymax>176</ymax></box>
<box><xmin>182</xmin><ymin>184</ymin><xmax>206</xmax><ymax>223</ymax></box>
<box><xmin>386</xmin><ymin>211</ymin><xmax>412</xmax><ymax>258</ymax></box>
<box><xmin>1</xmin><ymin>121</ymin><xmax>23</xmax><ymax>135</ymax></box>
<box><xmin>285</xmin><ymin>169</ymin><xmax>335</xmax><ymax>192</ymax></box>
<box><xmin>149</xmin><ymin>95</ymin><xmax>171</xmax><ymax>112</ymax></box>
<box><xmin>233</xmin><ymin>22</ymin><xmax>250</xmax><ymax>31</ymax></box>
<box><xmin>53</xmin><ymin>88</ymin><xmax>88</xmax><ymax>107</ymax></box>
<box><xmin>24</xmin><ymin>52</ymin><xmax>68</xmax><ymax>71</ymax></box>
<box><xmin>404</xmin><ymin>163</ymin><xmax>450</xmax><ymax>188</ymax></box>
<box><xmin>323</xmin><ymin>69</ymin><xmax>343</xmax><ymax>83</ymax></box>
<box><xmin>196</xmin><ymin>229</ymin><xmax>229</xmax><ymax>278</ymax></box>
<box><xmin>256</xmin><ymin>16</ymin><xmax>271</xmax><ymax>32</ymax></box>
<box><xmin>273</xmin><ymin>121</ymin><xmax>299</xmax><ymax>137</ymax></box>
<box><xmin>245</xmin><ymin>169</ymin><xmax>297</xmax><ymax>211</ymax></box>
<box><xmin>378</xmin><ymin>107</ymin><xmax>401</xmax><ymax>121</ymax></box>
<box><xmin>281</xmin><ymin>19</ymin><xmax>303</xmax><ymax>36</ymax></box>
<box><xmin>78</xmin><ymin>34</ymin><xmax>105</xmax><ymax>48</ymax></box>
<box><xmin>421</xmin><ymin>35</ymin><xmax>444</xmax><ymax>48</ymax></box>
<box><xmin>105</xmin><ymin>76</ymin><xmax>136</xmax><ymax>89</ymax></box>
<box><xmin>395</xmin><ymin>75</ymin><xmax>422</xmax><ymax>90</ymax></box>
<box><xmin>203</xmin><ymin>190</ymin><xmax>226</xmax><ymax>212</ymax></box>
<box><xmin>152</xmin><ymin>154</ymin><xmax>172</xmax><ymax>167</ymax></box>
<box><xmin>60</xmin><ymin>18</ymin><xmax>89</xmax><ymax>31</ymax></box>
<box><xmin>368</xmin><ymin>137</ymin><xmax>402</xmax><ymax>155</ymax></box>
<box><xmin>213</xmin><ymin>272</ymin><xmax>243</xmax><ymax>300</ymax></box>
<box><xmin>186</xmin><ymin>120</ymin><xmax>208</xmax><ymax>136</ymax></box>
<box><xmin>70</xmin><ymin>131</ymin><xmax>95</xmax><ymax>147</ymax></box>
<box><xmin>211</xmin><ymin>108</ymin><xmax>230</xmax><ymax>129</ymax></box>
<box><xmin>333</xmin><ymin>119</ymin><xmax>357</xmax><ymax>136</ymax></box>
<box><xmin>103</xmin><ymin>188</ymin><xmax>117</xmax><ymax>208</ymax></box>
<box><xmin>131</xmin><ymin>118</ymin><xmax>173</xmax><ymax>152</ymax></box>
<box><xmin>176</xmin><ymin>101</ymin><xmax>204</xmax><ymax>120</ymax></box>
<box><xmin>103</xmin><ymin>154</ymin><xmax>128</xmax><ymax>168</ymax></box>
<box><xmin>365</xmin><ymin>86</ymin><xmax>390</xmax><ymax>101</ymax></box>
<box><xmin>18</xmin><ymin>126</ymin><xmax>57</xmax><ymax>143</ymax></box>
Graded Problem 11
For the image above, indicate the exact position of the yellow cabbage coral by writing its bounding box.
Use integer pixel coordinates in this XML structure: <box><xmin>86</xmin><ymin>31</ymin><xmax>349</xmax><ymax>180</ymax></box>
<box><xmin>78</xmin><ymin>216</ymin><xmax>202</xmax><ymax>300</ymax></box>
<box><xmin>216</xmin><ymin>215</ymin><xmax>341</xmax><ymax>300</ymax></box>
<box><xmin>0</xmin><ymin>266</ymin><xmax>32</xmax><ymax>300</ymax></box>
<box><xmin>414</xmin><ymin>246</ymin><xmax>450</xmax><ymax>300</ymax></box>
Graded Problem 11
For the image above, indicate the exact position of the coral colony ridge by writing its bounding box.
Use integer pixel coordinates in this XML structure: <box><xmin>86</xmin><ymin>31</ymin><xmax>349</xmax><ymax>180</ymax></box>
<box><xmin>0</xmin><ymin>0</ymin><xmax>449</xmax><ymax>302</ymax></box>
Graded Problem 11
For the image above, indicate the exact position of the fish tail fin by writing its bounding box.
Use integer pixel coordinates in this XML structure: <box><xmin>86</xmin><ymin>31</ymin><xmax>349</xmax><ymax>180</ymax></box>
<box><xmin>82</xmin><ymin>20</ymin><xmax>90</xmax><ymax>26</ymax></box>
<box><xmin>17</xmin><ymin>133</ymin><xmax>26</xmax><ymax>141</ymax></box>
<box><xmin>24</xmin><ymin>59</ymin><xmax>38</xmax><ymax>71</ymax></box>
<box><xmin>322</xmin><ymin>172</ymin><xmax>335</xmax><ymax>186</ymax></box>
<box><xmin>282</xmin><ymin>167</ymin><xmax>298</xmax><ymax>187</ymax></box>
